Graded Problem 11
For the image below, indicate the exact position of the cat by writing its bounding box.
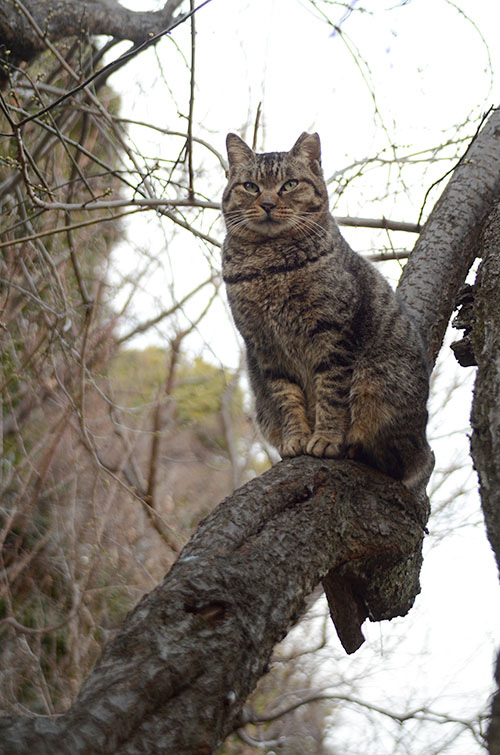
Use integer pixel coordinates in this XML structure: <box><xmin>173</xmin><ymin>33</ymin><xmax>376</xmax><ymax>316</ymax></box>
<box><xmin>221</xmin><ymin>131</ymin><xmax>434</xmax><ymax>498</ymax></box>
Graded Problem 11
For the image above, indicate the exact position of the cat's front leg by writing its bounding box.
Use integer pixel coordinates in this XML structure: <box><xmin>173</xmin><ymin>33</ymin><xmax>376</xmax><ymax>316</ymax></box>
<box><xmin>271</xmin><ymin>380</ymin><xmax>312</xmax><ymax>458</ymax></box>
<box><xmin>248</xmin><ymin>351</ymin><xmax>311</xmax><ymax>457</ymax></box>
<box><xmin>306</xmin><ymin>368</ymin><xmax>351</xmax><ymax>458</ymax></box>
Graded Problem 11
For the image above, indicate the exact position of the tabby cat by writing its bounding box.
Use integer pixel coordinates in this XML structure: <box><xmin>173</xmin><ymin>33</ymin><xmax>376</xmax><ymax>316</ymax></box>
<box><xmin>221</xmin><ymin>132</ymin><xmax>434</xmax><ymax>497</ymax></box>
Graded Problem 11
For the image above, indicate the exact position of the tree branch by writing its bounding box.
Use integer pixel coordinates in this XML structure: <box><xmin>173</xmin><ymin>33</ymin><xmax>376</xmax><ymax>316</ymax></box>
<box><xmin>0</xmin><ymin>0</ymin><xmax>185</xmax><ymax>65</ymax></box>
<box><xmin>470</xmin><ymin>201</ymin><xmax>500</xmax><ymax>575</ymax></box>
<box><xmin>0</xmin><ymin>1</ymin><xmax>213</xmax><ymax>106</ymax></box>
<box><xmin>397</xmin><ymin>106</ymin><xmax>500</xmax><ymax>363</ymax></box>
<box><xmin>468</xmin><ymin>201</ymin><xmax>500</xmax><ymax>753</ymax></box>
<box><xmin>0</xmin><ymin>457</ymin><xmax>426</xmax><ymax>754</ymax></box>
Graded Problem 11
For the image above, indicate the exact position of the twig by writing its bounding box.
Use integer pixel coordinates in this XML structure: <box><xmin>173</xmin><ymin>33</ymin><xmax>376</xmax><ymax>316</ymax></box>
<box><xmin>2</xmin><ymin>185</ymin><xmax>420</xmax><ymax>236</ymax></box>
<box><xmin>0</xmin><ymin>208</ymin><xmax>148</xmax><ymax>249</ymax></box>
<box><xmin>252</xmin><ymin>101</ymin><xmax>262</xmax><ymax>151</ymax></box>
<box><xmin>10</xmin><ymin>195</ymin><xmax>219</xmax><ymax>212</ymax></box>
<box><xmin>236</xmin><ymin>727</ymin><xmax>284</xmax><ymax>749</ymax></box>
<box><xmin>114</xmin><ymin>122</ymin><xmax>228</xmax><ymax>170</ymax></box>
<box><xmin>117</xmin><ymin>273</ymin><xmax>218</xmax><ymax>345</ymax></box>
<box><xmin>11</xmin><ymin>0</ymin><xmax>215</xmax><ymax>129</ymax></box>
<box><xmin>187</xmin><ymin>0</ymin><xmax>196</xmax><ymax>200</ymax></box>
<box><xmin>417</xmin><ymin>105</ymin><xmax>496</xmax><ymax>226</ymax></box>
<box><xmin>0</xmin><ymin>586</ymin><xmax>82</xmax><ymax>637</ymax></box>
<box><xmin>336</xmin><ymin>215</ymin><xmax>420</xmax><ymax>233</ymax></box>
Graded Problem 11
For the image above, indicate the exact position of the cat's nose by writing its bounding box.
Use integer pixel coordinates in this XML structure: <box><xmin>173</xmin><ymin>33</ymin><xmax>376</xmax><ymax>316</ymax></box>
<box><xmin>260</xmin><ymin>200</ymin><xmax>276</xmax><ymax>214</ymax></box>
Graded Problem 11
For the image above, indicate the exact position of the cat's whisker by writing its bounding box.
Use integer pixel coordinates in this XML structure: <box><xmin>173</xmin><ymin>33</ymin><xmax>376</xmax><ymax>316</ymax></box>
<box><xmin>224</xmin><ymin>215</ymin><xmax>253</xmax><ymax>239</ymax></box>
<box><xmin>295</xmin><ymin>212</ymin><xmax>328</xmax><ymax>231</ymax></box>
<box><xmin>288</xmin><ymin>214</ymin><xmax>327</xmax><ymax>240</ymax></box>
<box><xmin>298</xmin><ymin>221</ymin><xmax>325</xmax><ymax>239</ymax></box>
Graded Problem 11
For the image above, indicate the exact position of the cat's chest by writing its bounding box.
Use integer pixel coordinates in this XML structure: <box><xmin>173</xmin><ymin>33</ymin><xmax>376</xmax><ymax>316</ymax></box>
<box><xmin>227</xmin><ymin>268</ymin><xmax>314</xmax><ymax>332</ymax></box>
<box><xmin>222</xmin><ymin>241</ymin><xmax>359</xmax><ymax>354</ymax></box>
<box><xmin>226</xmin><ymin>271</ymin><xmax>342</xmax><ymax>376</ymax></box>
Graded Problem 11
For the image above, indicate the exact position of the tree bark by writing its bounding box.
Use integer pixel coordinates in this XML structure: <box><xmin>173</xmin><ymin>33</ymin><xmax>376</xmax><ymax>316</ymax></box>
<box><xmin>490</xmin><ymin>655</ymin><xmax>500</xmax><ymax>755</ymax></box>
<box><xmin>0</xmin><ymin>0</ymin><xmax>184</xmax><ymax>77</ymax></box>
<box><xmin>469</xmin><ymin>202</ymin><xmax>500</xmax><ymax>754</ymax></box>
<box><xmin>398</xmin><ymin>107</ymin><xmax>500</xmax><ymax>363</ymax></box>
<box><xmin>471</xmin><ymin>203</ymin><xmax>500</xmax><ymax>576</ymax></box>
<box><xmin>0</xmin><ymin>457</ymin><xmax>426</xmax><ymax>755</ymax></box>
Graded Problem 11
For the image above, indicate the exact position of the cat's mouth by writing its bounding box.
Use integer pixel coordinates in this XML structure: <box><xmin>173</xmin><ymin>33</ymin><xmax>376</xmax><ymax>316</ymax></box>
<box><xmin>249</xmin><ymin>212</ymin><xmax>291</xmax><ymax>236</ymax></box>
<box><xmin>253</xmin><ymin>219</ymin><xmax>287</xmax><ymax>237</ymax></box>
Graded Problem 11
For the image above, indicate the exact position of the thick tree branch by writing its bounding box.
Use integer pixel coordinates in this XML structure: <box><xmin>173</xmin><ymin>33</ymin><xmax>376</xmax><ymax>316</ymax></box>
<box><xmin>0</xmin><ymin>457</ymin><xmax>426</xmax><ymax>755</ymax></box>
<box><xmin>0</xmin><ymin>0</ymin><xmax>185</xmax><ymax>65</ymax></box>
<box><xmin>398</xmin><ymin>107</ymin><xmax>500</xmax><ymax>363</ymax></box>
<box><xmin>468</xmin><ymin>202</ymin><xmax>500</xmax><ymax>754</ymax></box>
<box><xmin>470</xmin><ymin>202</ymin><xmax>500</xmax><ymax>576</ymax></box>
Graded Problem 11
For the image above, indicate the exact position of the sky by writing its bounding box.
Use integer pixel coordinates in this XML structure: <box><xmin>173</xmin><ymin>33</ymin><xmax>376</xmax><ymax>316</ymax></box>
<box><xmin>108</xmin><ymin>1</ymin><xmax>500</xmax><ymax>751</ymax></box>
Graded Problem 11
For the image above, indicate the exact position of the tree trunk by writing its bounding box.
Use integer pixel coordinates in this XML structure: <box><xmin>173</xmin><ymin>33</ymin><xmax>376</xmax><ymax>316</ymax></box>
<box><xmin>469</xmin><ymin>202</ymin><xmax>500</xmax><ymax>754</ymax></box>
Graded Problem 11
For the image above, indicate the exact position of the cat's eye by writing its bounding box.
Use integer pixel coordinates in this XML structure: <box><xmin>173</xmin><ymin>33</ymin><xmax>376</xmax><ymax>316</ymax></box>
<box><xmin>243</xmin><ymin>181</ymin><xmax>260</xmax><ymax>194</ymax></box>
<box><xmin>281</xmin><ymin>179</ymin><xmax>298</xmax><ymax>192</ymax></box>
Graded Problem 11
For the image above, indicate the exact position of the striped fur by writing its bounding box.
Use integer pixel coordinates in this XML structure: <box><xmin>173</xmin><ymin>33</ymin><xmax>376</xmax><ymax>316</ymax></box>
<box><xmin>222</xmin><ymin>132</ymin><xmax>434</xmax><ymax>497</ymax></box>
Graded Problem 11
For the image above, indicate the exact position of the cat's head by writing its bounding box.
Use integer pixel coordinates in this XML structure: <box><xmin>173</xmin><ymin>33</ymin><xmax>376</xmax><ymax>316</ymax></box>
<box><xmin>222</xmin><ymin>132</ymin><xmax>329</xmax><ymax>240</ymax></box>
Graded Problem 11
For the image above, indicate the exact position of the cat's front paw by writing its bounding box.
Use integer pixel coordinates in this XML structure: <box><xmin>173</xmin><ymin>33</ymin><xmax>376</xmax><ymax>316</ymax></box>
<box><xmin>279</xmin><ymin>435</ymin><xmax>308</xmax><ymax>458</ymax></box>
<box><xmin>306</xmin><ymin>434</ymin><xmax>343</xmax><ymax>458</ymax></box>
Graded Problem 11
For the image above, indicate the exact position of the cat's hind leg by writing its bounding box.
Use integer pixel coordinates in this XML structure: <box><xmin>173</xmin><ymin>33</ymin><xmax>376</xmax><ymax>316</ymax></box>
<box><xmin>346</xmin><ymin>367</ymin><xmax>434</xmax><ymax>496</ymax></box>
<box><xmin>346</xmin><ymin>371</ymin><xmax>398</xmax><ymax>452</ymax></box>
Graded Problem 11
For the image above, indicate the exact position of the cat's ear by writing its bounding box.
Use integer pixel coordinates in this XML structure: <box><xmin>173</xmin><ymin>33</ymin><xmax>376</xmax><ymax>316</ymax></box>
<box><xmin>290</xmin><ymin>132</ymin><xmax>321</xmax><ymax>172</ymax></box>
<box><xmin>226</xmin><ymin>133</ymin><xmax>254</xmax><ymax>168</ymax></box>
